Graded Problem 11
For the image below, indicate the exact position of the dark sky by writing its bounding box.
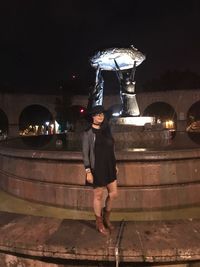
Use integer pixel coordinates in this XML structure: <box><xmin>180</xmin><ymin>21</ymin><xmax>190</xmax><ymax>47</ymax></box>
<box><xmin>0</xmin><ymin>0</ymin><xmax>200</xmax><ymax>92</ymax></box>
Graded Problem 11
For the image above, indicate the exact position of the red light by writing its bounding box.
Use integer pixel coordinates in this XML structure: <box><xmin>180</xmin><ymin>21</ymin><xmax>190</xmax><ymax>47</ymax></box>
<box><xmin>80</xmin><ymin>108</ymin><xmax>84</xmax><ymax>113</ymax></box>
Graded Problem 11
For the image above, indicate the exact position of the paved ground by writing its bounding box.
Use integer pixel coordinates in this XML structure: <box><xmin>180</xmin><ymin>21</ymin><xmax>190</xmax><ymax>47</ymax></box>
<box><xmin>0</xmin><ymin>190</ymin><xmax>200</xmax><ymax>266</ymax></box>
<box><xmin>0</xmin><ymin>211</ymin><xmax>200</xmax><ymax>265</ymax></box>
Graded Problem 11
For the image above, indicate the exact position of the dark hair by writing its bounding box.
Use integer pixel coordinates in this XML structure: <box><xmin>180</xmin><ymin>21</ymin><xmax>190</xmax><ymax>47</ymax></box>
<box><xmin>100</xmin><ymin>116</ymin><xmax>113</xmax><ymax>139</ymax></box>
<box><xmin>85</xmin><ymin>111</ymin><xmax>113</xmax><ymax>141</ymax></box>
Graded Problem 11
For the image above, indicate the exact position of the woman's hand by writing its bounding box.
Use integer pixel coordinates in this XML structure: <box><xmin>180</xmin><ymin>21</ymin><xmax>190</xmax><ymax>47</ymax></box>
<box><xmin>86</xmin><ymin>172</ymin><xmax>94</xmax><ymax>184</ymax></box>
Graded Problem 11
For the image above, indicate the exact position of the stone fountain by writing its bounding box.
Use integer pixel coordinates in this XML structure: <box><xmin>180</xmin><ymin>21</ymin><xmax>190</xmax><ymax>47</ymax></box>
<box><xmin>0</xmin><ymin>46</ymin><xmax>199</xmax><ymax>212</ymax></box>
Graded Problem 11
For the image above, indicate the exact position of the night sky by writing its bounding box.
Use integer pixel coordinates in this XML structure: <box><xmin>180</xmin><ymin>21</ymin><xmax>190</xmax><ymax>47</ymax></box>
<box><xmin>0</xmin><ymin>0</ymin><xmax>200</xmax><ymax>93</ymax></box>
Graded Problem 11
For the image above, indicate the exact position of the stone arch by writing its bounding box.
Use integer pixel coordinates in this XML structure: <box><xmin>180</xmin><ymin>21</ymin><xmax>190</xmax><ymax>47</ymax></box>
<box><xmin>143</xmin><ymin>102</ymin><xmax>177</xmax><ymax>129</ymax></box>
<box><xmin>186</xmin><ymin>100</ymin><xmax>200</xmax><ymax>144</ymax></box>
<box><xmin>19</xmin><ymin>104</ymin><xmax>53</xmax><ymax>135</ymax></box>
<box><xmin>187</xmin><ymin>100</ymin><xmax>200</xmax><ymax>124</ymax></box>
<box><xmin>0</xmin><ymin>108</ymin><xmax>8</xmax><ymax>136</ymax></box>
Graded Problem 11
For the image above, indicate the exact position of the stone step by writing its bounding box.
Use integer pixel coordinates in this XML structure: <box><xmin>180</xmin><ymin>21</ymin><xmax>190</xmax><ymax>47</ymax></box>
<box><xmin>0</xmin><ymin>211</ymin><xmax>199</xmax><ymax>266</ymax></box>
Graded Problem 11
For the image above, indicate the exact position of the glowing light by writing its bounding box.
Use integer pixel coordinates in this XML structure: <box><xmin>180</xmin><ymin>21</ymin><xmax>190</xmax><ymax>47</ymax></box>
<box><xmin>112</xmin><ymin>112</ymin><xmax>121</xmax><ymax>117</ymax></box>
<box><xmin>113</xmin><ymin>117</ymin><xmax>155</xmax><ymax>126</ymax></box>
<box><xmin>35</xmin><ymin>125</ymin><xmax>39</xmax><ymax>133</ymax></box>
<box><xmin>55</xmin><ymin>120</ymin><xmax>60</xmax><ymax>133</ymax></box>
<box><xmin>80</xmin><ymin>108</ymin><xmax>84</xmax><ymax>113</ymax></box>
<box><xmin>165</xmin><ymin>120</ymin><xmax>174</xmax><ymax>129</ymax></box>
<box><xmin>126</xmin><ymin>148</ymin><xmax>147</xmax><ymax>152</ymax></box>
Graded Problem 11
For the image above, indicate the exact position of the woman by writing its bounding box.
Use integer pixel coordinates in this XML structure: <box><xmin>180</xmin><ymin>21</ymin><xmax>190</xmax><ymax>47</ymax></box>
<box><xmin>82</xmin><ymin>105</ymin><xmax>118</xmax><ymax>235</ymax></box>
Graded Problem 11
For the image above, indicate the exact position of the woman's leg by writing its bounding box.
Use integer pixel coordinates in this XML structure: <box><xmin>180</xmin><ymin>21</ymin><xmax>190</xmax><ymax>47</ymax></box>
<box><xmin>105</xmin><ymin>180</ymin><xmax>118</xmax><ymax>211</ymax></box>
<box><xmin>93</xmin><ymin>187</ymin><xmax>109</xmax><ymax>235</ymax></box>
<box><xmin>93</xmin><ymin>187</ymin><xmax>104</xmax><ymax>216</ymax></box>
<box><xmin>103</xmin><ymin>180</ymin><xmax>118</xmax><ymax>231</ymax></box>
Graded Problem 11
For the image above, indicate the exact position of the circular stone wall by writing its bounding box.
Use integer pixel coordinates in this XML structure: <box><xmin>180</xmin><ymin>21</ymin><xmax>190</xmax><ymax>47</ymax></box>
<box><xmin>0</xmin><ymin>142</ymin><xmax>200</xmax><ymax>211</ymax></box>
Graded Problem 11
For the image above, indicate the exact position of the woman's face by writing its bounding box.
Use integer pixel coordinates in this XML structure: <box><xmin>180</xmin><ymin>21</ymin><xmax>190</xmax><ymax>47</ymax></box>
<box><xmin>92</xmin><ymin>112</ymin><xmax>104</xmax><ymax>125</ymax></box>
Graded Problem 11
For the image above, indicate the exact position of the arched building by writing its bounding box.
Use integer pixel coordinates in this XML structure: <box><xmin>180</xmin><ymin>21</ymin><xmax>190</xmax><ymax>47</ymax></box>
<box><xmin>0</xmin><ymin>89</ymin><xmax>200</xmax><ymax>136</ymax></box>
<box><xmin>0</xmin><ymin>93</ymin><xmax>59</xmax><ymax>136</ymax></box>
<box><xmin>72</xmin><ymin>89</ymin><xmax>200</xmax><ymax>132</ymax></box>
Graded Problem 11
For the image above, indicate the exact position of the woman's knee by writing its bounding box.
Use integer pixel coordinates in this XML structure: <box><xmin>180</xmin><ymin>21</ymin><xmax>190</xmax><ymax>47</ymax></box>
<box><xmin>94</xmin><ymin>190</ymin><xmax>103</xmax><ymax>201</ymax></box>
<box><xmin>109</xmin><ymin>190</ymin><xmax>118</xmax><ymax>200</ymax></box>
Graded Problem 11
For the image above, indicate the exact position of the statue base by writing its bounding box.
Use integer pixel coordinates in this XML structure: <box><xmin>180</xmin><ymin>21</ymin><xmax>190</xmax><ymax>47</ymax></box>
<box><xmin>109</xmin><ymin>116</ymin><xmax>172</xmax><ymax>150</ymax></box>
<box><xmin>110</xmin><ymin>116</ymin><xmax>155</xmax><ymax>126</ymax></box>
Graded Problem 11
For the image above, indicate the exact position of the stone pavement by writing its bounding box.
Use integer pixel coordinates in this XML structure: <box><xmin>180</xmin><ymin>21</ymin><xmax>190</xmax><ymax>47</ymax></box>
<box><xmin>0</xmin><ymin>211</ymin><xmax>200</xmax><ymax>266</ymax></box>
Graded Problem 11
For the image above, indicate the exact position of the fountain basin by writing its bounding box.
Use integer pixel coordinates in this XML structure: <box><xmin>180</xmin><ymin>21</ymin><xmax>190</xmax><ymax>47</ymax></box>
<box><xmin>0</xmin><ymin>139</ymin><xmax>200</xmax><ymax>211</ymax></box>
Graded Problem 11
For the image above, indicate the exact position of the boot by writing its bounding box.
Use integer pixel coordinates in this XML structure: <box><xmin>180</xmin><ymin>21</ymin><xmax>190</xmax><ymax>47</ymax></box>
<box><xmin>95</xmin><ymin>215</ymin><xmax>109</xmax><ymax>236</ymax></box>
<box><xmin>102</xmin><ymin>207</ymin><xmax>114</xmax><ymax>231</ymax></box>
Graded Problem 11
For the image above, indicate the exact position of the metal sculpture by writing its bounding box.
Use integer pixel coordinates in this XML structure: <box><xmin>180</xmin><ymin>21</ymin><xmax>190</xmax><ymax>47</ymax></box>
<box><xmin>89</xmin><ymin>45</ymin><xmax>145</xmax><ymax>116</ymax></box>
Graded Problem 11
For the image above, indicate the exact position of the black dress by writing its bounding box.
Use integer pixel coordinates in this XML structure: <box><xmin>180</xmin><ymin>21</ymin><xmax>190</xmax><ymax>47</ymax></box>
<box><xmin>92</xmin><ymin>127</ymin><xmax>117</xmax><ymax>187</ymax></box>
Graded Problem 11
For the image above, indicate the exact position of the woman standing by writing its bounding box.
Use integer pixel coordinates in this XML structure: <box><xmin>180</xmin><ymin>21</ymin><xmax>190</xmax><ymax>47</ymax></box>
<box><xmin>82</xmin><ymin>105</ymin><xmax>118</xmax><ymax>235</ymax></box>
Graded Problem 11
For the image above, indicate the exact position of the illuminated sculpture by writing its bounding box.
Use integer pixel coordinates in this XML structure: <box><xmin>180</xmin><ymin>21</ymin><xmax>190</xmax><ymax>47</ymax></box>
<box><xmin>88</xmin><ymin>45</ymin><xmax>145</xmax><ymax>116</ymax></box>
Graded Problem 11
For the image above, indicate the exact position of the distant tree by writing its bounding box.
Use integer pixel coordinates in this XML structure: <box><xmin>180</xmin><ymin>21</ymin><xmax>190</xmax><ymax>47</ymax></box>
<box><xmin>54</xmin><ymin>79</ymin><xmax>87</xmax><ymax>132</ymax></box>
<box><xmin>54</xmin><ymin>81</ymin><xmax>73</xmax><ymax>132</ymax></box>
